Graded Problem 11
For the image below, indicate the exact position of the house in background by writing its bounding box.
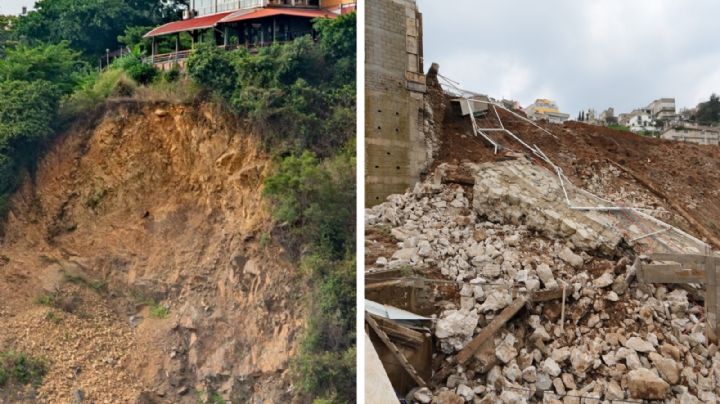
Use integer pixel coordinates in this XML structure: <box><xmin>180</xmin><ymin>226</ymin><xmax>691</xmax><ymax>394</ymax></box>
<box><xmin>647</xmin><ymin>97</ymin><xmax>677</xmax><ymax>123</ymax></box>
<box><xmin>525</xmin><ymin>99</ymin><xmax>570</xmax><ymax>124</ymax></box>
<box><xmin>626</xmin><ymin>108</ymin><xmax>658</xmax><ymax>133</ymax></box>
<box><xmin>143</xmin><ymin>0</ymin><xmax>355</xmax><ymax>69</ymax></box>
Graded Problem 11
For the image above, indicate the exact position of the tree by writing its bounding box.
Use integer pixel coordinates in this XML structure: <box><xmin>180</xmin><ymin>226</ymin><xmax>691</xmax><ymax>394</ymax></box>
<box><xmin>0</xmin><ymin>42</ymin><xmax>84</xmax><ymax>95</ymax></box>
<box><xmin>313</xmin><ymin>12</ymin><xmax>356</xmax><ymax>85</ymax></box>
<box><xmin>12</xmin><ymin>0</ymin><xmax>182</xmax><ymax>59</ymax></box>
<box><xmin>696</xmin><ymin>94</ymin><xmax>720</xmax><ymax>125</ymax></box>
<box><xmin>0</xmin><ymin>15</ymin><xmax>18</xmax><ymax>54</ymax></box>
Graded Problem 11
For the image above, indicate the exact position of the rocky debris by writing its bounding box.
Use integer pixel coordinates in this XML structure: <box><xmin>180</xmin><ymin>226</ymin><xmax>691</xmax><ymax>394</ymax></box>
<box><xmin>432</xmin><ymin>390</ymin><xmax>465</xmax><ymax>404</ymax></box>
<box><xmin>367</xmin><ymin>171</ymin><xmax>718</xmax><ymax>403</ymax></box>
<box><xmin>626</xmin><ymin>368</ymin><xmax>670</xmax><ymax>400</ymax></box>
<box><xmin>558</xmin><ymin>247</ymin><xmax>583</xmax><ymax>268</ymax></box>
<box><xmin>623</xmin><ymin>336</ymin><xmax>655</xmax><ymax>353</ymax></box>
<box><xmin>412</xmin><ymin>387</ymin><xmax>433</xmax><ymax>403</ymax></box>
<box><xmin>436</xmin><ymin>310</ymin><xmax>479</xmax><ymax>353</ymax></box>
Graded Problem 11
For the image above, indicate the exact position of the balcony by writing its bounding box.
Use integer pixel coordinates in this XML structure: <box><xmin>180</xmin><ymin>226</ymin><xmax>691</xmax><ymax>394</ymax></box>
<box><xmin>195</xmin><ymin>0</ymin><xmax>320</xmax><ymax>17</ymax></box>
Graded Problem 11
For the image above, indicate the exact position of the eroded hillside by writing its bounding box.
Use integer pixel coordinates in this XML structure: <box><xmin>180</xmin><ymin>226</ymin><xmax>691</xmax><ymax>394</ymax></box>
<box><xmin>0</xmin><ymin>101</ymin><xmax>306</xmax><ymax>403</ymax></box>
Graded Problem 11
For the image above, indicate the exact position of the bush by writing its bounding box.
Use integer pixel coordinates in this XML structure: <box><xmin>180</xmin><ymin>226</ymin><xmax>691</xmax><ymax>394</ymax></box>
<box><xmin>186</xmin><ymin>43</ymin><xmax>236</xmax><ymax>98</ymax></box>
<box><xmin>113</xmin><ymin>53</ymin><xmax>157</xmax><ymax>85</ymax></box>
<box><xmin>163</xmin><ymin>65</ymin><xmax>181</xmax><ymax>83</ymax></box>
<box><xmin>263</xmin><ymin>147</ymin><xmax>354</xmax><ymax>257</ymax></box>
<box><xmin>62</xmin><ymin>68</ymin><xmax>135</xmax><ymax>116</ymax></box>
<box><xmin>186</xmin><ymin>24</ymin><xmax>355</xmax><ymax>155</ymax></box>
<box><xmin>0</xmin><ymin>351</ymin><xmax>47</xmax><ymax>388</ymax></box>
<box><xmin>149</xmin><ymin>302</ymin><xmax>170</xmax><ymax>318</ymax></box>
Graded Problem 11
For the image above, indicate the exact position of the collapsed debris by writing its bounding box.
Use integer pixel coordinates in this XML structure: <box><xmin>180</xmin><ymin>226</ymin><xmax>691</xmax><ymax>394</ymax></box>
<box><xmin>366</xmin><ymin>159</ymin><xmax>720</xmax><ymax>402</ymax></box>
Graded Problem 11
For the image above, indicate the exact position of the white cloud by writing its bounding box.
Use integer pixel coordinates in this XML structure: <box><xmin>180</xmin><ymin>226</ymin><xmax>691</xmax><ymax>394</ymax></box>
<box><xmin>416</xmin><ymin>0</ymin><xmax>720</xmax><ymax>115</ymax></box>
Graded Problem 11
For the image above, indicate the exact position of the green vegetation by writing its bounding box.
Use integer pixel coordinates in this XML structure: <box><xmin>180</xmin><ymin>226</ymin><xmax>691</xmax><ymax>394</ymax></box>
<box><xmin>34</xmin><ymin>292</ymin><xmax>58</xmax><ymax>307</ymax></box>
<box><xmin>186</xmin><ymin>13</ymin><xmax>356</xmax><ymax>156</ymax></box>
<box><xmin>11</xmin><ymin>0</ymin><xmax>183</xmax><ymax>60</ymax></box>
<box><xmin>0</xmin><ymin>351</ymin><xmax>47</xmax><ymax>388</ymax></box>
<box><xmin>63</xmin><ymin>273</ymin><xmax>108</xmax><ymax>293</ymax></box>
<box><xmin>607</xmin><ymin>124</ymin><xmax>631</xmax><ymax>132</ymax></box>
<box><xmin>43</xmin><ymin>310</ymin><xmax>63</xmax><ymax>324</ymax></box>
<box><xmin>149</xmin><ymin>302</ymin><xmax>170</xmax><ymax>319</ymax></box>
<box><xmin>187</xmin><ymin>13</ymin><xmax>357</xmax><ymax>402</ymax></box>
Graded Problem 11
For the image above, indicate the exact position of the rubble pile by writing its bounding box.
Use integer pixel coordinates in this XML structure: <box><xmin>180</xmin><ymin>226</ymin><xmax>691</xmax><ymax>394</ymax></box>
<box><xmin>366</xmin><ymin>164</ymin><xmax>719</xmax><ymax>403</ymax></box>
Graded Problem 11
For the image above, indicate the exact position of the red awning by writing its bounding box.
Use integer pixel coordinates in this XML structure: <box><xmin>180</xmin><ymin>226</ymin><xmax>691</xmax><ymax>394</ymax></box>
<box><xmin>144</xmin><ymin>11</ymin><xmax>234</xmax><ymax>38</ymax></box>
<box><xmin>219</xmin><ymin>8</ymin><xmax>336</xmax><ymax>24</ymax></box>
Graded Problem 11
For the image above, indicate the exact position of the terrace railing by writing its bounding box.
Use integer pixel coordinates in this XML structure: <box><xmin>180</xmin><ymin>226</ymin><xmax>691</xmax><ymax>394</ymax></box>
<box><xmin>143</xmin><ymin>30</ymin><xmax>313</xmax><ymax>66</ymax></box>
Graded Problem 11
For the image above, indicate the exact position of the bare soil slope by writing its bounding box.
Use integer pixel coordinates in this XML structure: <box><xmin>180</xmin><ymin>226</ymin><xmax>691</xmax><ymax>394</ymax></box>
<box><xmin>0</xmin><ymin>101</ymin><xmax>305</xmax><ymax>403</ymax></box>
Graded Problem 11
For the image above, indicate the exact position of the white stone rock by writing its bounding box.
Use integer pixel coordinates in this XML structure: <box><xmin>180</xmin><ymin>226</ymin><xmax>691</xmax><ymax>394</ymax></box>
<box><xmin>542</xmin><ymin>358</ymin><xmax>562</xmax><ymax>377</ymax></box>
<box><xmin>624</xmin><ymin>336</ymin><xmax>656</xmax><ymax>353</ymax></box>
<box><xmin>456</xmin><ymin>384</ymin><xmax>474</xmax><ymax>402</ymax></box>
<box><xmin>592</xmin><ymin>272</ymin><xmax>614</xmax><ymax>288</ymax></box>
<box><xmin>570</xmin><ymin>347</ymin><xmax>592</xmax><ymax>376</ymax></box>
<box><xmin>435</xmin><ymin>310</ymin><xmax>479</xmax><ymax>353</ymax></box>
<box><xmin>503</xmin><ymin>362</ymin><xmax>521</xmax><ymax>382</ymax></box>
<box><xmin>558</xmin><ymin>247</ymin><xmax>583</xmax><ymax>268</ymax></box>
<box><xmin>392</xmin><ymin>247</ymin><xmax>418</xmax><ymax>261</ymax></box>
<box><xmin>496</xmin><ymin>335</ymin><xmax>518</xmax><ymax>364</ymax></box>
<box><xmin>479</xmin><ymin>289</ymin><xmax>512</xmax><ymax>312</ymax></box>
<box><xmin>536</xmin><ymin>263</ymin><xmax>558</xmax><ymax>289</ymax></box>
<box><xmin>522</xmin><ymin>366</ymin><xmax>537</xmax><ymax>383</ymax></box>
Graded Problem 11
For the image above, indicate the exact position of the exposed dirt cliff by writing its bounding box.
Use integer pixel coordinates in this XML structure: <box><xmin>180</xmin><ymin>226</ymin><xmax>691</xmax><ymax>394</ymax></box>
<box><xmin>0</xmin><ymin>101</ymin><xmax>306</xmax><ymax>403</ymax></box>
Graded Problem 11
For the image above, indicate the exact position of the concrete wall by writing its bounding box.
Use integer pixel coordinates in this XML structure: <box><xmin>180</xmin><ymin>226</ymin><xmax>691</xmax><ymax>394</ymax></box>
<box><xmin>661</xmin><ymin>128</ymin><xmax>720</xmax><ymax>145</ymax></box>
<box><xmin>365</xmin><ymin>0</ymin><xmax>428</xmax><ymax>206</ymax></box>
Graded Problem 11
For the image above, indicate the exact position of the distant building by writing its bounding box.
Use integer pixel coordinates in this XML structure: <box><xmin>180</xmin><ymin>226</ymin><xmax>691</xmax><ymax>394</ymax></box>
<box><xmin>627</xmin><ymin>109</ymin><xmax>657</xmax><ymax>133</ymax></box>
<box><xmin>578</xmin><ymin>108</ymin><xmax>597</xmax><ymax>123</ymax></box>
<box><xmin>647</xmin><ymin>98</ymin><xmax>676</xmax><ymax>121</ymax></box>
<box><xmin>525</xmin><ymin>99</ymin><xmax>570</xmax><ymax>124</ymax></box>
<box><xmin>661</xmin><ymin>125</ymin><xmax>720</xmax><ymax>146</ymax></box>
<box><xmin>599</xmin><ymin>107</ymin><xmax>616</xmax><ymax>124</ymax></box>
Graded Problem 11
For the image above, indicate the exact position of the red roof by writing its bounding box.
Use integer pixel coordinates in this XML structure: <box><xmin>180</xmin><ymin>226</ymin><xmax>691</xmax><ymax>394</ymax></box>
<box><xmin>144</xmin><ymin>11</ymin><xmax>233</xmax><ymax>38</ymax></box>
<box><xmin>220</xmin><ymin>8</ymin><xmax>336</xmax><ymax>23</ymax></box>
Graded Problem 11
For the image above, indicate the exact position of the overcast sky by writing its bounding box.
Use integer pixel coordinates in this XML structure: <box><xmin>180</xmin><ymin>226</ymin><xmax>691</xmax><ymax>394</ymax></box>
<box><xmin>417</xmin><ymin>0</ymin><xmax>720</xmax><ymax>115</ymax></box>
<box><xmin>0</xmin><ymin>0</ymin><xmax>32</xmax><ymax>16</ymax></box>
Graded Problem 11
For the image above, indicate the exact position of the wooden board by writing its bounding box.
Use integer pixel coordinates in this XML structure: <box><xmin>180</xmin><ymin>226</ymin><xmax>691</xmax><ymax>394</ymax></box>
<box><xmin>639</xmin><ymin>263</ymin><xmax>705</xmax><ymax>284</ymax></box>
<box><xmin>648</xmin><ymin>253</ymin><xmax>719</xmax><ymax>267</ymax></box>
<box><xmin>455</xmin><ymin>296</ymin><xmax>527</xmax><ymax>365</ymax></box>
<box><xmin>365</xmin><ymin>313</ymin><xmax>427</xmax><ymax>387</ymax></box>
<box><xmin>374</xmin><ymin>316</ymin><xmax>425</xmax><ymax>347</ymax></box>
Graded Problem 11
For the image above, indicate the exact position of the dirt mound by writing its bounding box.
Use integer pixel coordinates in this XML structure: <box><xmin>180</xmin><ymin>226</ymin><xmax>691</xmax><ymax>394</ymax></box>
<box><xmin>0</xmin><ymin>101</ymin><xmax>306</xmax><ymax>403</ymax></box>
<box><xmin>433</xmin><ymin>93</ymin><xmax>720</xmax><ymax>246</ymax></box>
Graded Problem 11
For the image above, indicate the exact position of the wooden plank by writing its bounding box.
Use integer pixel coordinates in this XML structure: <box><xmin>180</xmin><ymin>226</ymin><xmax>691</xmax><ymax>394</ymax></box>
<box><xmin>639</xmin><ymin>263</ymin><xmax>705</xmax><ymax>284</ymax></box>
<box><xmin>374</xmin><ymin>316</ymin><xmax>425</xmax><ymax>347</ymax></box>
<box><xmin>455</xmin><ymin>296</ymin><xmax>527</xmax><ymax>365</ymax></box>
<box><xmin>531</xmin><ymin>288</ymin><xmax>564</xmax><ymax>302</ymax></box>
<box><xmin>365</xmin><ymin>280</ymin><xmax>403</xmax><ymax>290</ymax></box>
<box><xmin>649</xmin><ymin>253</ymin><xmax>718</xmax><ymax>266</ymax></box>
<box><xmin>365</xmin><ymin>313</ymin><xmax>427</xmax><ymax>387</ymax></box>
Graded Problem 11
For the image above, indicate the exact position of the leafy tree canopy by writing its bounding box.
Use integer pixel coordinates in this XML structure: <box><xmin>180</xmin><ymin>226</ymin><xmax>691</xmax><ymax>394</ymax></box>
<box><xmin>12</xmin><ymin>0</ymin><xmax>184</xmax><ymax>59</ymax></box>
<box><xmin>0</xmin><ymin>42</ymin><xmax>85</xmax><ymax>95</ymax></box>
